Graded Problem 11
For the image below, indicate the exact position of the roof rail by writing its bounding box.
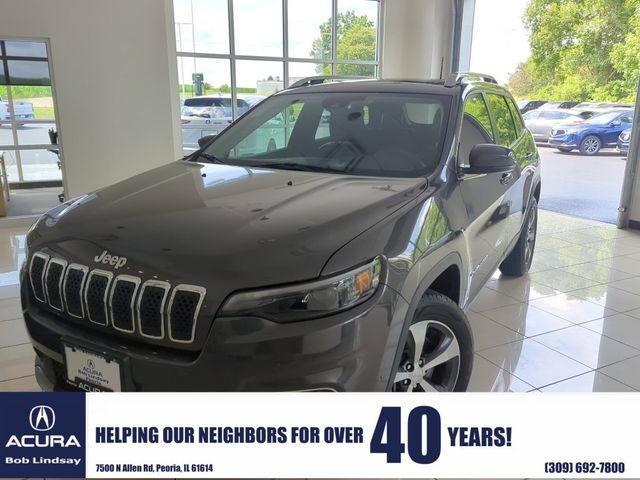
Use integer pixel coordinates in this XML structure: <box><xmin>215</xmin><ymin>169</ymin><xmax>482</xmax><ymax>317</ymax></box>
<box><xmin>444</xmin><ymin>72</ymin><xmax>498</xmax><ymax>88</ymax></box>
<box><xmin>288</xmin><ymin>75</ymin><xmax>369</xmax><ymax>89</ymax></box>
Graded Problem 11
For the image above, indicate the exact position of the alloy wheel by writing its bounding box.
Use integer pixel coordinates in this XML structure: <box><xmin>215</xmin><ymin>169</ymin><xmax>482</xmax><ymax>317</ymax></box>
<box><xmin>524</xmin><ymin>206</ymin><xmax>537</xmax><ymax>265</ymax></box>
<box><xmin>393</xmin><ymin>320</ymin><xmax>461</xmax><ymax>392</ymax></box>
<box><xmin>582</xmin><ymin>136</ymin><xmax>600</xmax><ymax>154</ymax></box>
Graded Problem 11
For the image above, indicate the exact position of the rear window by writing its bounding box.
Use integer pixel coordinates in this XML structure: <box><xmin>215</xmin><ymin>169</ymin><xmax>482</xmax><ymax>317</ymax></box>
<box><xmin>184</xmin><ymin>98</ymin><xmax>226</xmax><ymax>107</ymax></box>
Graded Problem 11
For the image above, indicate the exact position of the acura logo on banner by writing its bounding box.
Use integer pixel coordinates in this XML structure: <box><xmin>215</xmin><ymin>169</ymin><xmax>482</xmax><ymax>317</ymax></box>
<box><xmin>28</xmin><ymin>405</ymin><xmax>55</xmax><ymax>432</ymax></box>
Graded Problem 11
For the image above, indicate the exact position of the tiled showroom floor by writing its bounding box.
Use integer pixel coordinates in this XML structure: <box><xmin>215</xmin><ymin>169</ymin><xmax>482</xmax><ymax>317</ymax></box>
<box><xmin>2</xmin><ymin>209</ymin><xmax>640</xmax><ymax>393</ymax></box>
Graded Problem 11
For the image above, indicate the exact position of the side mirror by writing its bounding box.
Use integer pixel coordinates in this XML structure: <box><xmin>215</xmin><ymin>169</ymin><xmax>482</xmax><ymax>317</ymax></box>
<box><xmin>198</xmin><ymin>134</ymin><xmax>217</xmax><ymax>149</ymax></box>
<box><xmin>463</xmin><ymin>144</ymin><xmax>516</xmax><ymax>174</ymax></box>
<box><xmin>611</xmin><ymin>120</ymin><xmax>621</xmax><ymax>127</ymax></box>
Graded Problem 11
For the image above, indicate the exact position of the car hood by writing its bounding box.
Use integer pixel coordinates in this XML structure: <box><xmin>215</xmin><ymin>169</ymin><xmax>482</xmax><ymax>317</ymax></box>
<box><xmin>34</xmin><ymin>161</ymin><xmax>424</xmax><ymax>304</ymax></box>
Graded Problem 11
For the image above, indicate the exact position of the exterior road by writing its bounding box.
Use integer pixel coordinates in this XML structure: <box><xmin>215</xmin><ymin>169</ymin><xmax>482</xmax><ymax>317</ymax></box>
<box><xmin>537</xmin><ymin>145</ymin><xmax>626</xmax><ymax>224</ymax></box>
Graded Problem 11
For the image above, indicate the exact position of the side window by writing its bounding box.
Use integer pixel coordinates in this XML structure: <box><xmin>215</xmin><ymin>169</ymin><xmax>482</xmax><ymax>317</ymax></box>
<box><xmin>459</xmin><ymin>93</ymin><xmax>494</xmax><ymax>165</ymax></box>
<box><xmin>486</xmin><ymin>93</ymin><xmax>518</xmax><ymax>146</ymax></box>
<box><xmin>620</xmin><ymin>114</ymin><xmax>633</xmax><ymax>124</ymax></box>
<box><xmin>315</xmin><ymin>108</ymin><xmax>331</xmax><ymax>140</ymax></box>
<box><xmin>463</xmin><ymin>94</ymin><xmax>494</xmax><ymax>140</ymax></box>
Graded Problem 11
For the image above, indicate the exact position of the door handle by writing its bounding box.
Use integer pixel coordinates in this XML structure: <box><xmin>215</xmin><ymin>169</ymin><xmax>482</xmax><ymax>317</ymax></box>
<box><xmin>500</xmin><ymin>172</ymin><xmax>513</xmax><ymax>184</ymax></box>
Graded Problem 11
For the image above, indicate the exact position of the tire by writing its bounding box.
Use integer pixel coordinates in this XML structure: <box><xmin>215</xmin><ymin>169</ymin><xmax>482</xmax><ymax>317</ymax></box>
<box><xmin>579</xmin><ymin>135</ymin><xmax>601</xmax><ymax>155</ymax></box>
<box><xmin>391</xmin><ymin>290</ymin><xmax>473</xmax><ymax>392</ymax></box>
<box><xmin>557</xmin><ymin>147</ymin><xmax>572</xmax><ymax>153</ymax></box>
<box><xmin>499</xmin><ymin>197</ymin><xmax>538</xmax><ymax>276</ymax></box>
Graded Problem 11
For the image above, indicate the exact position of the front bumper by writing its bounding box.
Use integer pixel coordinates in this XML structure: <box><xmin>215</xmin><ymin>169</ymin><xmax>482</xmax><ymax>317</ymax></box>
<box><xmin>617</xmin><ymin>139</ymin><xmax>629</xmax><ymax>153</ymax></box>
<box><xmin>548</xmin><ymin>133</ymin><xmax>578</xmax><ymax>147</ymax></box>
<box><xmin>22</xmin><ymin>274</ymin><xmax>405</xmax><ymax>392</ymax></box>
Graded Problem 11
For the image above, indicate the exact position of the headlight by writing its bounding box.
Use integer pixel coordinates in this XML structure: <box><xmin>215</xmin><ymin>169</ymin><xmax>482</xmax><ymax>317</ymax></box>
<box><xmin>220</xmin><ymin>257</ymin><xmax>383</xmax><ymax>322</ymax></box>
<box><xmin>565</xmin><ymin>128</ymin><xmax>579</xmax><ymax>134</ymax></box>
<box><xmin>621</xmin><ymin>132</ymin><xmax>631</xmax><ymax>141</ymax></box>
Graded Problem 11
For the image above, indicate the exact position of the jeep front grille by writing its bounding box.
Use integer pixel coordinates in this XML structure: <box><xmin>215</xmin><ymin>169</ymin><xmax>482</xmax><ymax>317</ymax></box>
<box><xmin>168</xmin><ymin>285</ymin><xmax>206</xmax><ymax>343</ymax></box>
<box><xmin>85</xmin><ymin>270</ymin><xmax>112</xmax><ymax>326</ymax></box>
<box><xmin>110</xmin><ymin>275</ymin><xmax>140</xmax><ymax>333</ymax></box>
<box><xmin>28</xmin><ymin>252</ymin><xmax>206</xmax><ymax>345</ymax></box>
<box><xmin>45</xmin><ymin>258</ymin><xmax>67</xmax><ymax>312</ymax></box>
<box><xmin>63</xmin><ymin>264</ymin><xmax>88</xmax><ymax>318</ymax></box>
<box><xmin>137</xmin><ymin>281</ymin><xmax>170</xmax><ymax>339</ymax></box>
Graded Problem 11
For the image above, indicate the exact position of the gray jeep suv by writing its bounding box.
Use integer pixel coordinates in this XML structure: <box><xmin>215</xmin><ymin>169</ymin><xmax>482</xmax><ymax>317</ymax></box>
<box><xmin>21</xmin><ymin>73</ymin><xmax>540</xmax><ymax>393</ymax></box>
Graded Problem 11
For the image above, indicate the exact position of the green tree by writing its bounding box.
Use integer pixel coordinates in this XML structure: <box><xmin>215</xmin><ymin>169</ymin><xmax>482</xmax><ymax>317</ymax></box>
<box><xmin>511</xmin><ymin>0</ymin><xmax>640</xmax><ymax>101</ymax></box>
<box><xmin>219</xmin><ymin>83</ymin><xmax>230</xmax><ymax>93</ymax></box>
<box><xmin>310</xmin><ymin>11</ymin><xmax>376</xmax><ymax>76</ymax></box>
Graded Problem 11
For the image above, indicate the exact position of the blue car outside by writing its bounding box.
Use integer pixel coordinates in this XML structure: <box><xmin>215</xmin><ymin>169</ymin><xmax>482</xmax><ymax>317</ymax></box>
<box><xmin>548</xmin><ymin>109</ymin><xmax>634</xmax><ymax>155</ymax></box>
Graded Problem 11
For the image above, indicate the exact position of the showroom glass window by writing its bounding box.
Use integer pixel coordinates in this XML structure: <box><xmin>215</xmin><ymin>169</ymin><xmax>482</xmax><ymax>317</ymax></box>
<box><xmin>0</xmin><ymin>39</ymin><xmax>62</xmax><ymax>183</ymax></box>
<box><xmin>173</xmin><ymin>0</ymin><xmax>381</xmax><ymax>155</ymax></box>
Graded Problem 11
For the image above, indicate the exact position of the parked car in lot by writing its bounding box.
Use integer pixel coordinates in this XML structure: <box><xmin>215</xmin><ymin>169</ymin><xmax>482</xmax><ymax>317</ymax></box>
<box><xmin>538</xmin><ymin>101</ymin><xmax>579</xmax><ymax>110</ymax></box>
<box><xmin>617</xmin><ymin>128</ymin><xmax>631</xmax><ymax>154</ymax></box>
<box><xmin>0</xmin><ymin>95</ymin><xmax>35</xmax><ymax>122</ymax></box>
<box><xmin>180</xmin><ymin>96</ymin><xmax>253</xmax><ymax>155</ymax></box>
<box><xmin>181</xmin><ymin>95</ymin><xmax>250</xmax><ymax>119</ymax></box>
<box><xmin>549</xmin><ymin>109</ymin><xmax>634</xmax><ymax>155</ymax></box>
<box><xmin>23</xmin><ymin>73</ymin><xmax>540</xmax><ymax>393</ymax></box>
<box><xmin>523</xmin><ymin>108</ymin><xmax>585</xmax><ymax>142</ymax></box>
<box><xmin>517</xmin><ymin>99</ymin><xmax>546</xmax><ymax>114</ymax></box>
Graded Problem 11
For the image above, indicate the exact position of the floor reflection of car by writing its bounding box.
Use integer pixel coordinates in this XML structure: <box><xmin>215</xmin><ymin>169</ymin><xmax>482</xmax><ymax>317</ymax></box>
<box><xmin>617</xmin><ymin>128</ymin><xmax>631</xmax><ymax>154</ymax></box>
<box><xmin>548</xmin><ymin>109</ymin><xmax>634</xmax><ymax>155</ymax></box>
<box><xmin>523</xmin><ymin>108</ymin><xmax>585</xmax><ymax>142</ymax></box>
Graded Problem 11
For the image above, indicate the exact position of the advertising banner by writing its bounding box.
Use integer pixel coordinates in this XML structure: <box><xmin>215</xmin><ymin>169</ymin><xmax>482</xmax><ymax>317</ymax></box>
<box><xmin>0</xmin><ymin>392</ymin><xmax>637</xmax><ymax>478</ymax></box>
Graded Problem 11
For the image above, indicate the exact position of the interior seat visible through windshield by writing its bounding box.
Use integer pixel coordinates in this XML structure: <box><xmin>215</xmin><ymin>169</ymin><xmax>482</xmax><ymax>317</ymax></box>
<box><xmin>200</xmin><ymin>91</ymin><xmax>451</xmax><ymax>178</ymax></box>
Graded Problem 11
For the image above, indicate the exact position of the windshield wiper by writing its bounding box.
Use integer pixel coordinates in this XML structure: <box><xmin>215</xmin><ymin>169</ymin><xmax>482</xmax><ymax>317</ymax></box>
<box><xmin>248</xmin><ymin>162</ymin><xmax>343</xmax><ymax>173</ymax></box>
<box><xmin>189</xmin><ymin>152</ymin><xmax>226</xmax><ymax>164</ymax></box>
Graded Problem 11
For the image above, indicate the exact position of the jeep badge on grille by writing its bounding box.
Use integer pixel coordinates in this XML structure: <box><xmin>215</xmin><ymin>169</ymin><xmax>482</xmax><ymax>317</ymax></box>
<box><xmin>94</xmin><ymin>250</ymin><xmax>127</xmax><ymax>269</ymax></box>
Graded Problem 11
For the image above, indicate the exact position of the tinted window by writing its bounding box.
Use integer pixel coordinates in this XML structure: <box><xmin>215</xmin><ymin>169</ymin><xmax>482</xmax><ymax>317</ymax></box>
<box><xmin>460</xmin><ymin>94</ymin><xmax>494</xmax><ymax>165</ymax></box>
<box><xmin>184</xmin><ymin>98</ymin><xmax>224</xmax><ymax>107</ymax></box>
<box><xmin>204</xmin><ymin>92</ymin><xmax>451</xmax><ymax>178</ymax></box>
<box><xmin>463</xmin><ymin>94</ymin><xmax>494</xmax><ymax>141</ymax></box>
<box><xmin>620</xmin><ymin>114</ymin><xmax>633</xmax><ymax>124</ymax></box>
<box><xmin>486</xmin><ymin>93</ymin><xmax>517</xmax><ymax>146</ymax></box>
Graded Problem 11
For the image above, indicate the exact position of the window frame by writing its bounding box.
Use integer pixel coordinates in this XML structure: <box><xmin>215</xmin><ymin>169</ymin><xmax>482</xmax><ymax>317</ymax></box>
<box><xmin>175</xmin><ymin>0</ymin><xmax>382</xmax><ymax>121</ymax></box>
<box><xmin>0</xmin><ymin>37</ymin><xmax>63</xmax><ymax>184</ymax></box>
<box><xmin>458</xmin><ymin>90</ymin><xmax>496</xmax><ymax>167</ymax></box>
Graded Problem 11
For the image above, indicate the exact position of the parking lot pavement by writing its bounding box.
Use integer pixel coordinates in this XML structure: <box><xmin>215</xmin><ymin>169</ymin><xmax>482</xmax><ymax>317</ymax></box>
<box><xmin>537</xmin><ymin>145</ymin><xmax>626</xmax><ymax>224</ymax></box>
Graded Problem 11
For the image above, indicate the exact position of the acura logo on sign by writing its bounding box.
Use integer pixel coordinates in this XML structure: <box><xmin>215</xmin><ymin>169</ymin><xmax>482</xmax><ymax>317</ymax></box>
<box><xmin>29</xmin><ymin>405</ymin><xmax>55</xmax><ymax>431</ymax></box>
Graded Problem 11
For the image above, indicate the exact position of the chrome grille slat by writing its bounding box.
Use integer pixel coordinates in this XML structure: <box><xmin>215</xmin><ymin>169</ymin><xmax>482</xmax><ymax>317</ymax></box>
<box><xmin>63</xmin><ymin>264</ymin><xmax>88</xmax><ymax>319</ymax></box>
<box><xmin>109</xmin><ymin>275</ymin><xmax>140</xmax><ymax>333</ymax></box>
<box><xmin>44</xmin><ymin>258</ymin><xmax>67</xmax><ymax>312</ymax></box>
<box><xmin>29</xmin><ymin>252</ymin><xmax>49</xmax><ymax>302</ymax></box>
<box><xmin>137</xmin><ymin>280</ymin><xmax>170</xmax><ymax>339</ymax></box>
<box><xmin>168</xmin><ymin>284</ymin><xmax>206</xmax><ymax>344</ymax></box>
<box><xmin>84</xmin><ymin>269</ymin><xmax>113</xmax><ymax>326</ymax></box>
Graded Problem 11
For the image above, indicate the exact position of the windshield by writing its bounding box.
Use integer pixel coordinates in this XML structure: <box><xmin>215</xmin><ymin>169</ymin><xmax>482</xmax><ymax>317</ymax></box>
<box><xmin>584</xmin><ymin>111</ymin><xmax>626</xmax><ymax>124</ymax></box>
<box><xmin>200</xmin><ymin>91</ymin><xmax>451</xmax><ymax>178</ymax></box>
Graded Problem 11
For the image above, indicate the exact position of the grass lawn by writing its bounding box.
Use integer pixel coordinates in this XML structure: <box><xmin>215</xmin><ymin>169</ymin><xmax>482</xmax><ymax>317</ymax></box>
<box><xmin>34</xmin><ymin>106</ymin><xmax>55</xmax><ymax>120</ymax></box>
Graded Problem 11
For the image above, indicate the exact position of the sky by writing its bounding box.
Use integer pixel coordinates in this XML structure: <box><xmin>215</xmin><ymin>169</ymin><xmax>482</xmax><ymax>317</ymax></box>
<box><xmin>469</xmin><ymin>0</ymin><xmax>531</xmax><ymax>85</ymax></box>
